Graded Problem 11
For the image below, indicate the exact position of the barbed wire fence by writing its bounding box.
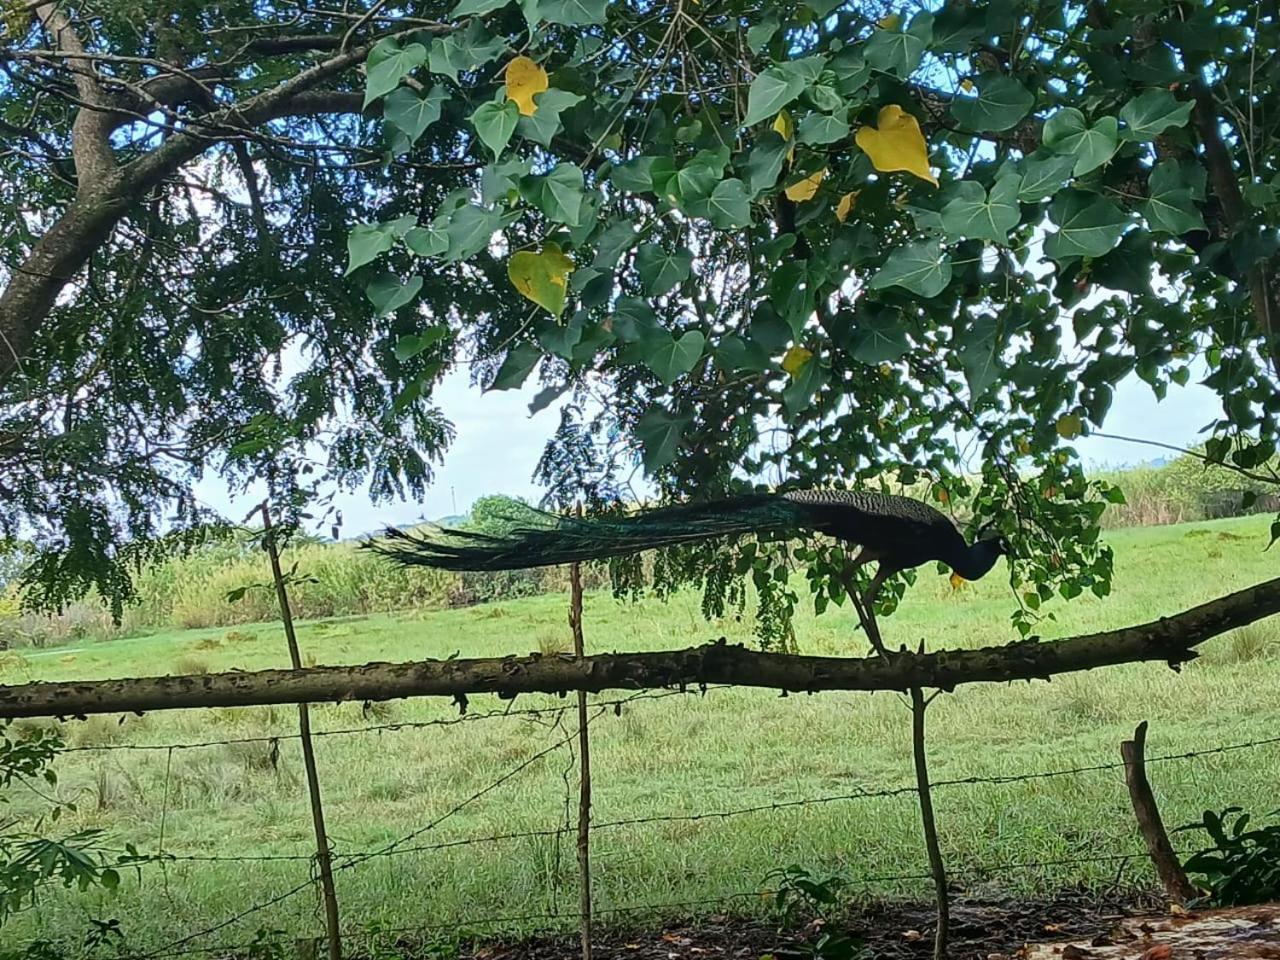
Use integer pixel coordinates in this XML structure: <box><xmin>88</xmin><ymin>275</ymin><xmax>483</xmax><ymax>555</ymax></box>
<box><xmin>11</xmin><ymin>686</ymin><xmax>1279</xmax><ymax>960</ymax></box>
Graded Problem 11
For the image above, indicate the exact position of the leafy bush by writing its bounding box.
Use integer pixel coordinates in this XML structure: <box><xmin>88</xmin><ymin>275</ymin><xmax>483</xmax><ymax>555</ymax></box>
<box><xmin>1178</xmin><ymin>807</ymin><xmax>1280</xmax><ymax>905</ymax></box>
<box><xmin>764</xmin><ymin>866</ymin><xmax>867</xmax><ymax>960</ymax></box>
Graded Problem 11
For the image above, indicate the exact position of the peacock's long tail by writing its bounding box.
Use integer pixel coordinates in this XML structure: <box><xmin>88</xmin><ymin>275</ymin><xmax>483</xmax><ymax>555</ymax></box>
<box><xmin>368</xmin><ymin>495</ymin><xmax>813</xmax><ymax>571</ymax></box>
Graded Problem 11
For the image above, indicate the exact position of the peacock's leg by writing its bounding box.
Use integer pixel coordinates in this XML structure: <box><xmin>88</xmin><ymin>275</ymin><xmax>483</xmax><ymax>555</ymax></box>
<box><xmin>863</xmin><ymin>564</ymin><xmax>893</xmax><ymax>609</ymax></box>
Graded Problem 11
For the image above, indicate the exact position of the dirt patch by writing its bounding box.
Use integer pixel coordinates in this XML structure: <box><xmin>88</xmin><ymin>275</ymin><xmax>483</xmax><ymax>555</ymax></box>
<box><xmin>1023</xmin><ymin>901</ymin><xmax>1280</xmax><ymax>959</ymax></box>
<box><xmin>376</xmin><ymin>889</ymin><xmax>1169</xmax><ymax>960</ymax></box>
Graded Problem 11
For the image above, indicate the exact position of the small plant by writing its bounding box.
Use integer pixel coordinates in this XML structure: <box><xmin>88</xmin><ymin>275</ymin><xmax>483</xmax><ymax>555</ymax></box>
<box><xmin>1177</xmin><ymin>806</ymin><xmax>1280</xmax><ymax>905</ymax></box>
<box><xmin>763</xmin><ymin>866</ymin><xmax>867</xmax><ymax>960</ymax></box>
<box><xmin>244</xmin><ymin>928</ymin><xmax>289</xmax><ymax>960</ymax></box>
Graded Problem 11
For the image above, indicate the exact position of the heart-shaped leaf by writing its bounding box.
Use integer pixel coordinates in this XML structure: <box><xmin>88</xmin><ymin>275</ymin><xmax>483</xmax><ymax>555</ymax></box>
<box><xmin>508</xmin><ymin>244</ymin><xmax>574</xmax><ymax>315</ymax></box>
<box><xmin>504</xmin><ymin>55</ymin><xmax>548</xmax><ymax>116</ymax></box>
<box><xmin>855</xmin><ymin>105</ymin><xmax>937</xmax><ymax>185</ymax></box>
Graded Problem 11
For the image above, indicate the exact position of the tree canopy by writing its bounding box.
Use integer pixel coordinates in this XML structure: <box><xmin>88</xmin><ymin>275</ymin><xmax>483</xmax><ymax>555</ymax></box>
<box><xmin>1</xmin><ymin>0</ymin><xmax>1277</xmax><ymax>640</ymax></box>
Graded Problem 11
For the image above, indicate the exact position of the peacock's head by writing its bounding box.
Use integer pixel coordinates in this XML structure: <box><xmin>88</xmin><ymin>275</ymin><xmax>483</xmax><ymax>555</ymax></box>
<box><xmin>974</xmin><ymin>523</ymin><xmax>1014</xmax><ymax>559</ymax></box>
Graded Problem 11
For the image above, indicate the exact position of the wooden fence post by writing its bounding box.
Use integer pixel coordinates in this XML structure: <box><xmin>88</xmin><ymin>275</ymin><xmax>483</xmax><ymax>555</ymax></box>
<box><xmin>570</xmin><ymin>536</ymin><xmax>593</xmax><ymax>960</ymax></box>
<box><xmin>261</xmin><ymin>504</ymin><xmax>343</xmax><ymax>960</ymax></box>
<box><xmin>1121</xmin><ymin>721</ymin><xmax>1198</xmax><ymax>902</ymax></box>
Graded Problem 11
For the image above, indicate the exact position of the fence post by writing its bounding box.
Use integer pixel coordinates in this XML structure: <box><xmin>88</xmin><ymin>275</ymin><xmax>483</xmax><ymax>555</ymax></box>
<box><xmin>261</xmin><ymin>504</ymin><xmax>343</xmax><ymax>960</ymax></box>
<box><xmin>1121</xmin><ymin>721</ymin><xmax>1198</xmax><ymax>902</ymax></box>
<box><xmin>569</xmin><ymin>533</ymin><xmax>593</xmax><ymax>960</ymax></box>
<box><xmin>846</xmin><ymin>570</ymin><xmax>948</xmax><ymax>960</ymax></box>
<box><xmin>909</xmin><ymin>687</ymin><xmax>948</xmax><ymax>960</ymax></box>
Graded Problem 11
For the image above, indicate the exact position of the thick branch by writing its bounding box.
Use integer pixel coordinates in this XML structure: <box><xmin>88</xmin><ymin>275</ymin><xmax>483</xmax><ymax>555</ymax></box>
<box><xmin>32</xmin><ymin>2</ymin><xmax>116</xmax><ymax>184</ymax></box>
<box><xmin>2</xmin><ymin>576</ymin><xmax>1278</xmax><ymax>718</ymax></box>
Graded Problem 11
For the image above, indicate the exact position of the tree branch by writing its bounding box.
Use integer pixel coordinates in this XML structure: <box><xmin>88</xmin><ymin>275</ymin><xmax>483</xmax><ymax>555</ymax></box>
<box><xmin>3</xmin><ymin>575</ymin><xmax>1278</xmax><ymax>718</ymax></box>
<box><xmin>31</xmin><ymin>2</ymin><xmax>117</xmax><ymax>186</ymax></box>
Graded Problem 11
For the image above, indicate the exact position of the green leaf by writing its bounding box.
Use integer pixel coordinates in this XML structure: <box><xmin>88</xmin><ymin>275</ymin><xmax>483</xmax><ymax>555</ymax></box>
<box><xmin>383</xmin><ymin>84</ymin><xmax>449</xmax><ymax>146</ymax></box>
<box><xmin>940</xmin><ymin>177</ymin><xmax>1020</xmax><ymax>242</ymax></box>
<box><xmin>611</xmin><ymin>297</ymin><xmax>661</xmax><ymax>342</ymax></box>
<box><xmin>1017</xmin><ymin>154</ymin><xmax>1077</xmax><ymax>202</ymax></box>
<box><xmin>849</xmin><ymin>311</ymin><xmax>911</xmax><ymax>363</ymax></box>
<box><xmin>471</xmin><ymin>99</ymin><xmax>520</xmax><ymax>156</ymax></box>
<box><xmin>345</xmin><ymin>215</ymin><xmax>415</xmax><ymax>274</ymax></box>
<box><xmin>592</xmin><ymin>220</ymin><xmax>637</xmax><ymax>269</ymax></box>
<box><xmin>609</xmin><ymin>157</ymin><xmax>655</xmax><ymax>194</ymax></box>
<box><xmin>364</xmin><ymin>39</ymin><xmax>428</xmax><ymax>106</ymax></box>
<box><xmin>1044</xmin><ymin>191</ymin><xmax>1128</xmax><ymax>261</ymax></box>
<box><xmin>1119</xmin><ymin>89</ymin><xmax>1194</xmax><ymax>141</ymax></box>
<box><xmin>782</xmin><ymin>353</ymin><xmax>826</xmax><ymax>415</ymax></box>
<box><xmin>797</xmin><ymin>112</ymin><xmax>850</xmax><ymax>145</ymax></box>
<box><xmin>537</xmin><ymin>315</ymin><xmax>583</xmax><ymax>357</ymax></box>
<box><xmin>440</xmin><ymin>203</ymin><xmax>502</xmax><ymax>261</ymax></box>
<box><xmin>539</xmin><ymin>0</ymin><xmax>608</xmax><ymax>25</ymax></box>
<box><xmin>366</xmin><ymin>273</ymin><xmax>424</xmax><ymax>316</ymax></box>
<box><xmin>481</xmin><ymin>158</ymin><xmax>532</xmax><ymax>206</ymax></box>
<box><xmin>744</xmin><ymin>60</ymin><xmax>822</xmax><ymax>126</ymax></box>
<box><xmin>1043</xmin><ymin>108</ymin><xmax>1118</xmax><ymax>176</ymax></box>
<box><xmin>394</xmin><ymin>326</ymin><xmax>448</xmax><ymax>361</ymax></box>
<box><xmin>451</xmin><ymin>0</ymin><xmax>511</xmax><ymax>14</ymax></box>
<box><xmin>747</xmin><ymin>16</ymin><xmax>779</xmax><ymax>53</ymax></box>
<box><xmin>488</xmin><ymin>342</ymin><xmax>541</xmax><ymax>390</ymax></box>
<box><xmin>863</xmin><ymin>28</ymin><xmax>925</xmax><ymax>77</ymax></box>
<box><xmin>516</xmin><ymin>88</ymin><xmax>585</xmax><ymax>146</ymax></box>
<box><xmin>636</xmin><ymin>407</ymin><xmax>689</xmax><ymax>472</ymax></box>
<box><xmin>643</xmin><ymin>330</ymin><xmax>706</xmax><ymax>384</ymax></box>
<box><xmin>635</xmin><ymin>244</ymin><xmax>693</xmax><ymax>296</ymax></box>
<box><xmin>829</xmin><ymin>47</ymin><xmax>871</xmax><ymax>92</ymax></box>
<box><xmin>705</xmin><ymin>178</ymin><xmax>753</xmax><ymax>229</ymax></box>
<box><xmin>746</xmin><ymin>15</ymin><xmax>779</xmax><ymax>53</ymax></box>
<box><xmin>744</xmin><ymin>132</ymin><xmax>790</xmax><ymax>196</ymax></box>
<box><xmin>532</xmin><ymin>162</ymin><xmax>586</xmax><ymax>226</ymax></box>
<box><xmin>671</xmin><ymin>158</ymin><xmax>722</xmax><ymax>208</ymax></box>
<box><xmin>950</xmin><ymin>76</ymin><xmax>1034</xmax><ymax>132</ymax></box>
<box><xmin>1140</xmin><ymin>165</ymin><xmax>1206</xmax><ymax>234</ymax></box>
<box><xmin>958</xmin><ymin>316</ymin><xmax>999</xmax><ymax>398</ymax></box>
<box><xmin>869</xmin><ymin>240</ymin><xmax>952</xmax><ymax>297</ymax></box>
<box><xmin>428</xmin><ymin>22</ymin><xmax>506</xmax><ymax>82</ymax></box>
<box><xmin>404</xmin><ymin>224</ymin><xmax>448</xmax><ymax>257</ymax></box>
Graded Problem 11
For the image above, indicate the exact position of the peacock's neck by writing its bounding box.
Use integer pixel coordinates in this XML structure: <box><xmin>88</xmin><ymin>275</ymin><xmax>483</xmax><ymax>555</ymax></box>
<box><xmin>948</xmin><ymin>540</ymin><xmax>1002</xmax><ymax>581</ymax></box>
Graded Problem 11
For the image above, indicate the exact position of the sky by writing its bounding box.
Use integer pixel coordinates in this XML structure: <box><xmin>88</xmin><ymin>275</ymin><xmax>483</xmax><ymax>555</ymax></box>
<box><xmin>193</xmin><ymin>361</ymin><xmax>1221</xmax><ymax>537</ymax></box>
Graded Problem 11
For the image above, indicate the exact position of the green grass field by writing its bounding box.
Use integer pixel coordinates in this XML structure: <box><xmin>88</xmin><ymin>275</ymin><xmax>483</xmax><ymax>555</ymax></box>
<box><xmin>4</xmin><ymin>515</ymin><xmax>1280</xmax><ymax>955</ymax></box>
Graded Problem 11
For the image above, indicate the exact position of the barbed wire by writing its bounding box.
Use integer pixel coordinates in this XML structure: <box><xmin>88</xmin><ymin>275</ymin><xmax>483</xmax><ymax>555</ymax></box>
<box><xmin>56</xmin><ymin>687</ymin><xmax>721</xmax><ymax>753</ymax></box>
<box><xmin>131</xmin><ymin>706</ymin><xmax>602</xmax><ymax>960</ymax></box>
<box><xmin>136</xmin><ymin>729</ymin><xmax>1280</xmax><ymax>866</ymax></box>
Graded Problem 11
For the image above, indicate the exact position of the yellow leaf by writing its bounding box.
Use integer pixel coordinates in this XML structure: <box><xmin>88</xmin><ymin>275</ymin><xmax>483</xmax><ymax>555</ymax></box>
<box><xmin>854</xmin><ymin>105</ymin><xmax>938</xmax><ymax>186</ymax></box>
<box><xmin>960</xmin><ymin>78</ymin><xmax>975</xmax><ymax>92</ymax></box>
<box><xmin>505</xmin><ymin>56</ymin><xmax>548</xmax><ymax>117</ymax></box>
<box><xmin>949</xmin><ymin>572</ymin><xmax>966</xmax><ymax>591</ymax></box>
<box><xmin>1016</xmin><ymin>437</ymin><xmax>1031</xmax><ymax>455</ymax></box>
<box><xmin>877</xmin><ymin>13</ymin><xmax>901</xmax><ymax>29</ymax></box>
<box><xmin>781</xmin><ymin>345</ymin><xmax>813</xmax><ymax>376</ymax></box>
<box><xmin>773</xmin><ymin>109</ymin><xmax>795</xmax><ymax>164</ymax></box>
<box><xmin>1055</xmin><ymin>413</ymin><xmax>1082</xmax><ymax>439</ymax></box>
<box><xmin>835</xmin><ymin>190</ymin><xmax>860</xmax><ymax>222</ymax></box>
<box><xmin>508</xmin><ymin>244</ymin><xmax>573</xmax><ymax>316</ymax></box>
<box><xmin>784</xmin><ymin>167</ymin><xmax>826</xmax><ymax>202</ymax></box>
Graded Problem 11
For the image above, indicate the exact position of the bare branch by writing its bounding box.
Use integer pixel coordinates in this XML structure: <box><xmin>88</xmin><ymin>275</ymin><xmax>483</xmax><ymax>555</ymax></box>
<box><xmin>3</xmin><ymin>575</ymin><xmax>1278</xmax><ymax>718</ymax></box>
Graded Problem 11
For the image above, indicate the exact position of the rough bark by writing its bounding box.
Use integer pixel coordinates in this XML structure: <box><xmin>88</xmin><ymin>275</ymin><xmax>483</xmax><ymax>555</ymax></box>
<box><xmin>2</xmin><ymin>575</ymin><xmax>1278</xmax><ymax>718</ymax></box>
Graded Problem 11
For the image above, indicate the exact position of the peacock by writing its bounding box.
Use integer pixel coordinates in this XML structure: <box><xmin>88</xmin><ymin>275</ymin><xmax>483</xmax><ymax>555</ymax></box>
<box><xmin>371</xmin><ymin>489</ymin><xmax>1011</xmax><ymax>605</ymax></box>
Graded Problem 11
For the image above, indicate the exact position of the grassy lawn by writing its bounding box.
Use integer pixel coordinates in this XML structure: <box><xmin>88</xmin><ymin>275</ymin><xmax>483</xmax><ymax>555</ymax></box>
<box><xmin>3</xmin><ymin>515</ymin><xmax>1279</xmax><ymax>954</ymax></box>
